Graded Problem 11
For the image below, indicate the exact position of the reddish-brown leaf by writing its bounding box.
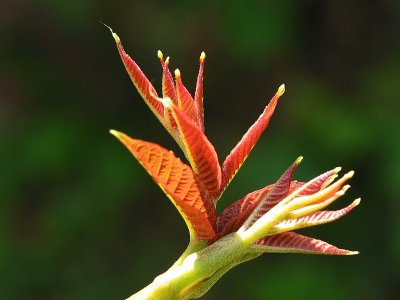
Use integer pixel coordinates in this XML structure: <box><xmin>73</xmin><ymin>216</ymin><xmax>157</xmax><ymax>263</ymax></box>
<box><xmin>295</xmin><ymin>168</ymin><xmax>340</xmax><ymax>197</ymax></box>
<box><xmin>241</xmin><ymin>157</ymin><xmax>302</xmax><ymax>231</ymax></box>
<box><xmin>220</xmin><ymin>85</ymin><xmax>285</xmax><ymax>194</ymax></box>
<box><xmin>158</xmin><ymin>52</ymin><xmax>178</xmax><ymax>129</ymax></box>
<box><xmin>214</xmin><ymin>181</ymin><xmax>303</xmax><ymax>242</ymax></box>
<box><xmin>158</xmin><ymin>51</ymin><xmax>177</xmax><ymax>103</ymax></box>
<box><xmin>175</xmin><ymin>69</ymin><xmax>198</xmax><ymax>125</ymax></box>
<box><xmin>194</xmin><ymin>52</ymin><xmax>205</xmax><ymax>132</ymax></box>
<box><xmin>167</xmin><ymin>100</ymin><xmax>222</xmax><ymax>201</ymax></box>
<box><xmin>254</xmin><ymin>232</ymin><xmax>357</xmax><ymax>255</ymax></box>
<box><xmin>110</xmin><ymin>130</ymin><xmax>216</xmax><ymax>240</ymax></box>
<box><xmin>112</xmin><ymin>33</ymin><xmax>164</xmax><ymax>121</ymax></box>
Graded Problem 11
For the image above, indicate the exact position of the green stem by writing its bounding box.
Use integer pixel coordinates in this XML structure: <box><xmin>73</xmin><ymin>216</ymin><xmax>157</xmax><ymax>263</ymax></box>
<box><xmin>126</xmin><ymin>234</ymin><xmax>253</xmax><ymax>300</ymax></box>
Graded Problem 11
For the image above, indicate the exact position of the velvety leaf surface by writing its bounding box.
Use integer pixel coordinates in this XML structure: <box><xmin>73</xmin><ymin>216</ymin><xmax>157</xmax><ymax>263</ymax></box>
<box><xmin>254</xmin><ymin>232</ymin><xmax>357</xmax><ymax>255</ymax></box>
<box><xmin>158</xmin><ymin>52</ymin><xmax>177</xmax><ymax>103</ymax></box>
<box><xmin>213</xmin><ymin>181</ymin><xmax>303</xmax><ymax>242</ymax></box>
<box><xmin>112</xmin><ymin>33</ymin><xmax>164</xmax><ymax>120</ymax></box>
<box><xmin>110</xmin><ymin>130</ymin><xmax>216</xmax><ymax>240</ymax></box>
<box><xmin>175</xmin><ymin>69</ymin><xmax>198</xmax><ymax>125</ymax></box>
<box><xmin>167</xmin><ymin>101</ymin><xmax>222</xmax><ymax>201</ymax></box>
<box><xmin>194</xmin><ymin>52</ymin><xmax>205</xmax><ymax>132</ymax></box>
<box><xmin>241</xmin><ymin>157</ymin><xmax>301</xmax><ymax>230</ymax></box>
<box><xmin>220</xmin><ymin>85</ymin><xmax>285</xmax><ymax>194</ymax></box>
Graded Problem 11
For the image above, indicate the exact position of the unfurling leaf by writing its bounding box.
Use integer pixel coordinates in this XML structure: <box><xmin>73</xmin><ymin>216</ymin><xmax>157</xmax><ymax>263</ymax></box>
<box><xmin>164</xmin><ymin>99</ymin><xmax>222</xmax><ymax>201</ymax></box>
<box><xmin>220</xmin><ymin>84</ymin><xmax>285</xmax><ymax>194</ymax></box>
<box><xmin>110</xmin><ymin>130</ymin><xmax>216</xmax><ymax>240</ymax></box>
<box><xmin>254</xmin><ymin>232</ymin><xmax>358</xmax><ymax>255</ymax></box>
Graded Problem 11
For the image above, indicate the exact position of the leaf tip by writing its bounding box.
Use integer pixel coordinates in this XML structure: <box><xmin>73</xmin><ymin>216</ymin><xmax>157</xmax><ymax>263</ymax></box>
<box><xmin>353</xmin><ymin>198</ymin><xmax>361</xmax><ymax>206</ymax></box>
<box><xmin>157</xmin><ymin>50</ymin><xmax>163</xmax><ymax>61</ymax></box>
<box><xmin>174</xmin><ymin>68</ymin><xmax>181</xmax><ymax>78</ymax></box>
<box><xmin>109</xmin><ymin>129</ymin><xmax>121</xmax><ymax>138</ymax></box>
<box><xmin>200</xmin><ymin>51</ymin><xmax>206</xmax><ymax>62</ymax></box>
<box><xmin>346</xmin><ymin>170</ymin><xmax>355</xmax><ymax>178</ymax></box>
<box><xmin>333</xmin><ymin>166</ymin><xmax>342</xmax><ymax>174</ymax></box>
<box><xmin>295</xmin><ymin>156</ymin><xmax>303</xmax><ymax>165</ymax></box>
<box><xmin>277</xmin><ymin>84</ymin><xmax>285</xmax><ymax>96</ymax></box>
<box><xmin>100</xmin><ymin>21</ymin><xmax>121</xmax><ymax>44</ymax></box>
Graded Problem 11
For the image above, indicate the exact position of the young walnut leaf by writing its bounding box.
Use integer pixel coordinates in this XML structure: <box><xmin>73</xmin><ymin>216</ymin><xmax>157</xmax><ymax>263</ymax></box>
<box><xmin>220</xmin><ymin>84</ymin><xmax>286</xmax><ymax>195</ymax></box>
<box><xmin>158</xmin><ymin>51</ymin><xmax>177</xmax><ymax>103</ymax></box>
<box><xmin>194</xmin><ymin>52</ymin><xmax>206</xmax><ymax>132</ymax></box>
<box><xmin>254</xmin><ymin>232</ymin><xmax>357</xmax><ymax>255</ymax></box>
<box><xmin>174</xmin><ymin>69</ymin><xmax>198</xmax><ymax>125</ymax></box>
<box><xmin>241</xmin><ymin>157</ymin><xmax>302</xmax><ymax>231</ymax></box>
<box><xmin>110</xmin><ymin>130</ymin><xmax>216</xmax><ymax>241</ymax></box>
<box><xmin>110</xmin><ymin>31</ymin><xmax>164</xmax><ymax>122</ymax></box>
<box><xmin>270</xmin><ymin>199</ymin><xmax>360</xmax><ymax>234</ymax></box>
<box><xmin>214</xmin><ymin>181</ymin><xmax>303</xmax><ymax>242</ymax></box>
<box><xmin>163</xmin><ymin>98</ymin><xmax>222</xmax><ymax>201</ymax></box>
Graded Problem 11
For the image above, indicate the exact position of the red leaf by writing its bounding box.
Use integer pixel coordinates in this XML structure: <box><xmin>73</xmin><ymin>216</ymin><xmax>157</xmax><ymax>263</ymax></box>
<box><xmin>158</xmin><ymin>52</ymin><xmax>177</xmax><ymax>129</ymax></box>
<box><xmin>111</xmin><ymin>32</ymin><xmax>164</xmax><ymax>121</ymax></box>
<box><xmin>166</xmin><ymin>100</ymin><xmax>222</xmax><ymax>201</ymax></box>
<box><xmin>158</xmin><ymin>51</ymin><xmax>177</xmax><ymax>103</ymax></box>
<box><xmin>254</xmin><ymin>232</ymin><xmax>358</xmax><ymax>255</ymax></box>
<box><xmin>213</xmin><ymin>181</ymin><xmax>303</xmax><ymax>243</ymax></box>
<box><xmin>241</xmin><ymin>157</ymin><xmax>302</xmax><ymax>231</ymax></box>
<box><xmin>175</xmin><ymin>69</ymin><xmax>198</xmax><ymax>125</ymax></box>
<box><xmin>194</xmin><ymin>52</ymin><xmax>205</xmax><ymax>132</ymax></box>
<box><xmin>110</xmin><ymin>130</ymin><xmax>216</xmax><ymax>241</ymax></box>
<box><xmin>220</xmin><ymin>85</ymin><xmax>285</xmax><ymax>194</ymax></box>
<box><xmin>295</xmin><ymin>167</ymin><xmax>341</xmax><ymax>197</ymax></box>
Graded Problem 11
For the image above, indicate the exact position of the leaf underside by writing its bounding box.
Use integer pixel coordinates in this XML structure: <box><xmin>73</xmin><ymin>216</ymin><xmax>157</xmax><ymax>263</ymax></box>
<box><xmin>254</xmin><ymin>232</ymin><xmax>356</xmax><ymax>255</ymax></box>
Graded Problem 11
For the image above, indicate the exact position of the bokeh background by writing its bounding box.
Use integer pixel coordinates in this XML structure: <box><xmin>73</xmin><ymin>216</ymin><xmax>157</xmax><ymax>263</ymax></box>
<box><xmin>1</xmin><ymin>0</ymin><xmax>399</xmax><ymax>299</ymax></box>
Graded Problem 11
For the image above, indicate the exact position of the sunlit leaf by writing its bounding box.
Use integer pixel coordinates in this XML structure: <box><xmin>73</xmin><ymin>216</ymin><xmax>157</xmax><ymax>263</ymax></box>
<box><xmin>220</xmin><ymin>85</ymin><xmax>285</xmax><ymax>194</ymax></box>
<box><xmin>241</xmin><ymin>157</ymin><xmax>302</xmax><ymax>231</ymax></box>
<box><xmin>254</xmin><ymin>232</ymin><xmax>358</xmax><ymax>255</ymax></box>
<box><xmin>165</xmin><ymin>99</ymin><xmax>222</xmax><ymax>201</ymax></box>
<box><xmin>111</xmin><ymin>32</ymin><xmax>164</xmax><ymax>122</ymax></box>
<box><xmin>271</xmin><ymin>198</ymin><xmax>360</xmax><ymax>234</ymax></box>
<box><xmin>110</xmin><ymin>130</ymin><xmax>216</xmax><ymax>240</ymax></box>
<box><xmin>194</xmin><ymin>52</ymin><xmax>206</xmax><ymax>132</ymax></box>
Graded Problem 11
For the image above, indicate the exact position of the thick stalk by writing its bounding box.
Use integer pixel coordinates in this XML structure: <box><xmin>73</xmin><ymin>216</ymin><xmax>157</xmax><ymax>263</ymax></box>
<box><xmin>126</xmin><ymin>234</ymin><xmax>251</xmax><ymax>300</ymax></box>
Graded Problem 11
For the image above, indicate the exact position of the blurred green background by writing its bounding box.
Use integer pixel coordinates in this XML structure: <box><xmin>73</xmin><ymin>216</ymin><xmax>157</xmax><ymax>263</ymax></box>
<box><xmin>1</xmin><ymin>0</ymin><xmax>399</xmax><ymax>299</ymax></box>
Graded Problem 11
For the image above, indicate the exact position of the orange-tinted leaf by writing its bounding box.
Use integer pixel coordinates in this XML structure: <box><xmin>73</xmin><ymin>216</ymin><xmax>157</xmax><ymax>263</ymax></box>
<box><xmin>214</xmin><ymin>181</ymin><xmax>303</xmax><ymax>242</ymax></box>
<box><xmin>241</xmin><ymin>157</ymin><xmax>302</xmax><ymax>231</ymax></box>
<box><xmin>254</xmin><ymin>232</ymin><xmax>358</xmax><ymax>255</ymax></box>
<box><xmin>220</xmin><ymin>85</ymin><xmax>285</xmax><ymax>194</ymax></box>
<box><xmin>175</xmin><ymin>69</ymin><xmax>198</xmax><ymax>125</ymax></box>
<box><xmin>166</xmin><ymin>100</ymin><xmax>222</xmax><ymax>201</ymax></box>
<box><xmin>158</xmin><ymin>51</ymin><xmax>177</xmax><ymax>103</ymax></box>
<box><xmin>110</xmin><ymin>130</ymin><xmax>216</xmax><ymax>240</ymax></box>
<box><xmin>158</xmin><ymin>52</ymin><xmax>178</xmax><ymax>130</ymax></box>
<box><xmin>214</xmin><ymin>185</ymin><xmax>274</xmax><ymax>240</ymax></box>
<box><xmin>111</xmin><ymin>32</ymin><xmax>164</xmax><ymax>121</ymax></box>
<box><xmin>194</xmin><ymin>52</ymin><xmax>205</xmax><ymax>132</ymax></box>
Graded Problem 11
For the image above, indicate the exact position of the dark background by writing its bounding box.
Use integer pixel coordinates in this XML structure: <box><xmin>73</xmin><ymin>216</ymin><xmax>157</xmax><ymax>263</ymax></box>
<box><xmin>1</xmin><ymin>0</ymin><xmax>399</xmax><ymax>299</ymax></box>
